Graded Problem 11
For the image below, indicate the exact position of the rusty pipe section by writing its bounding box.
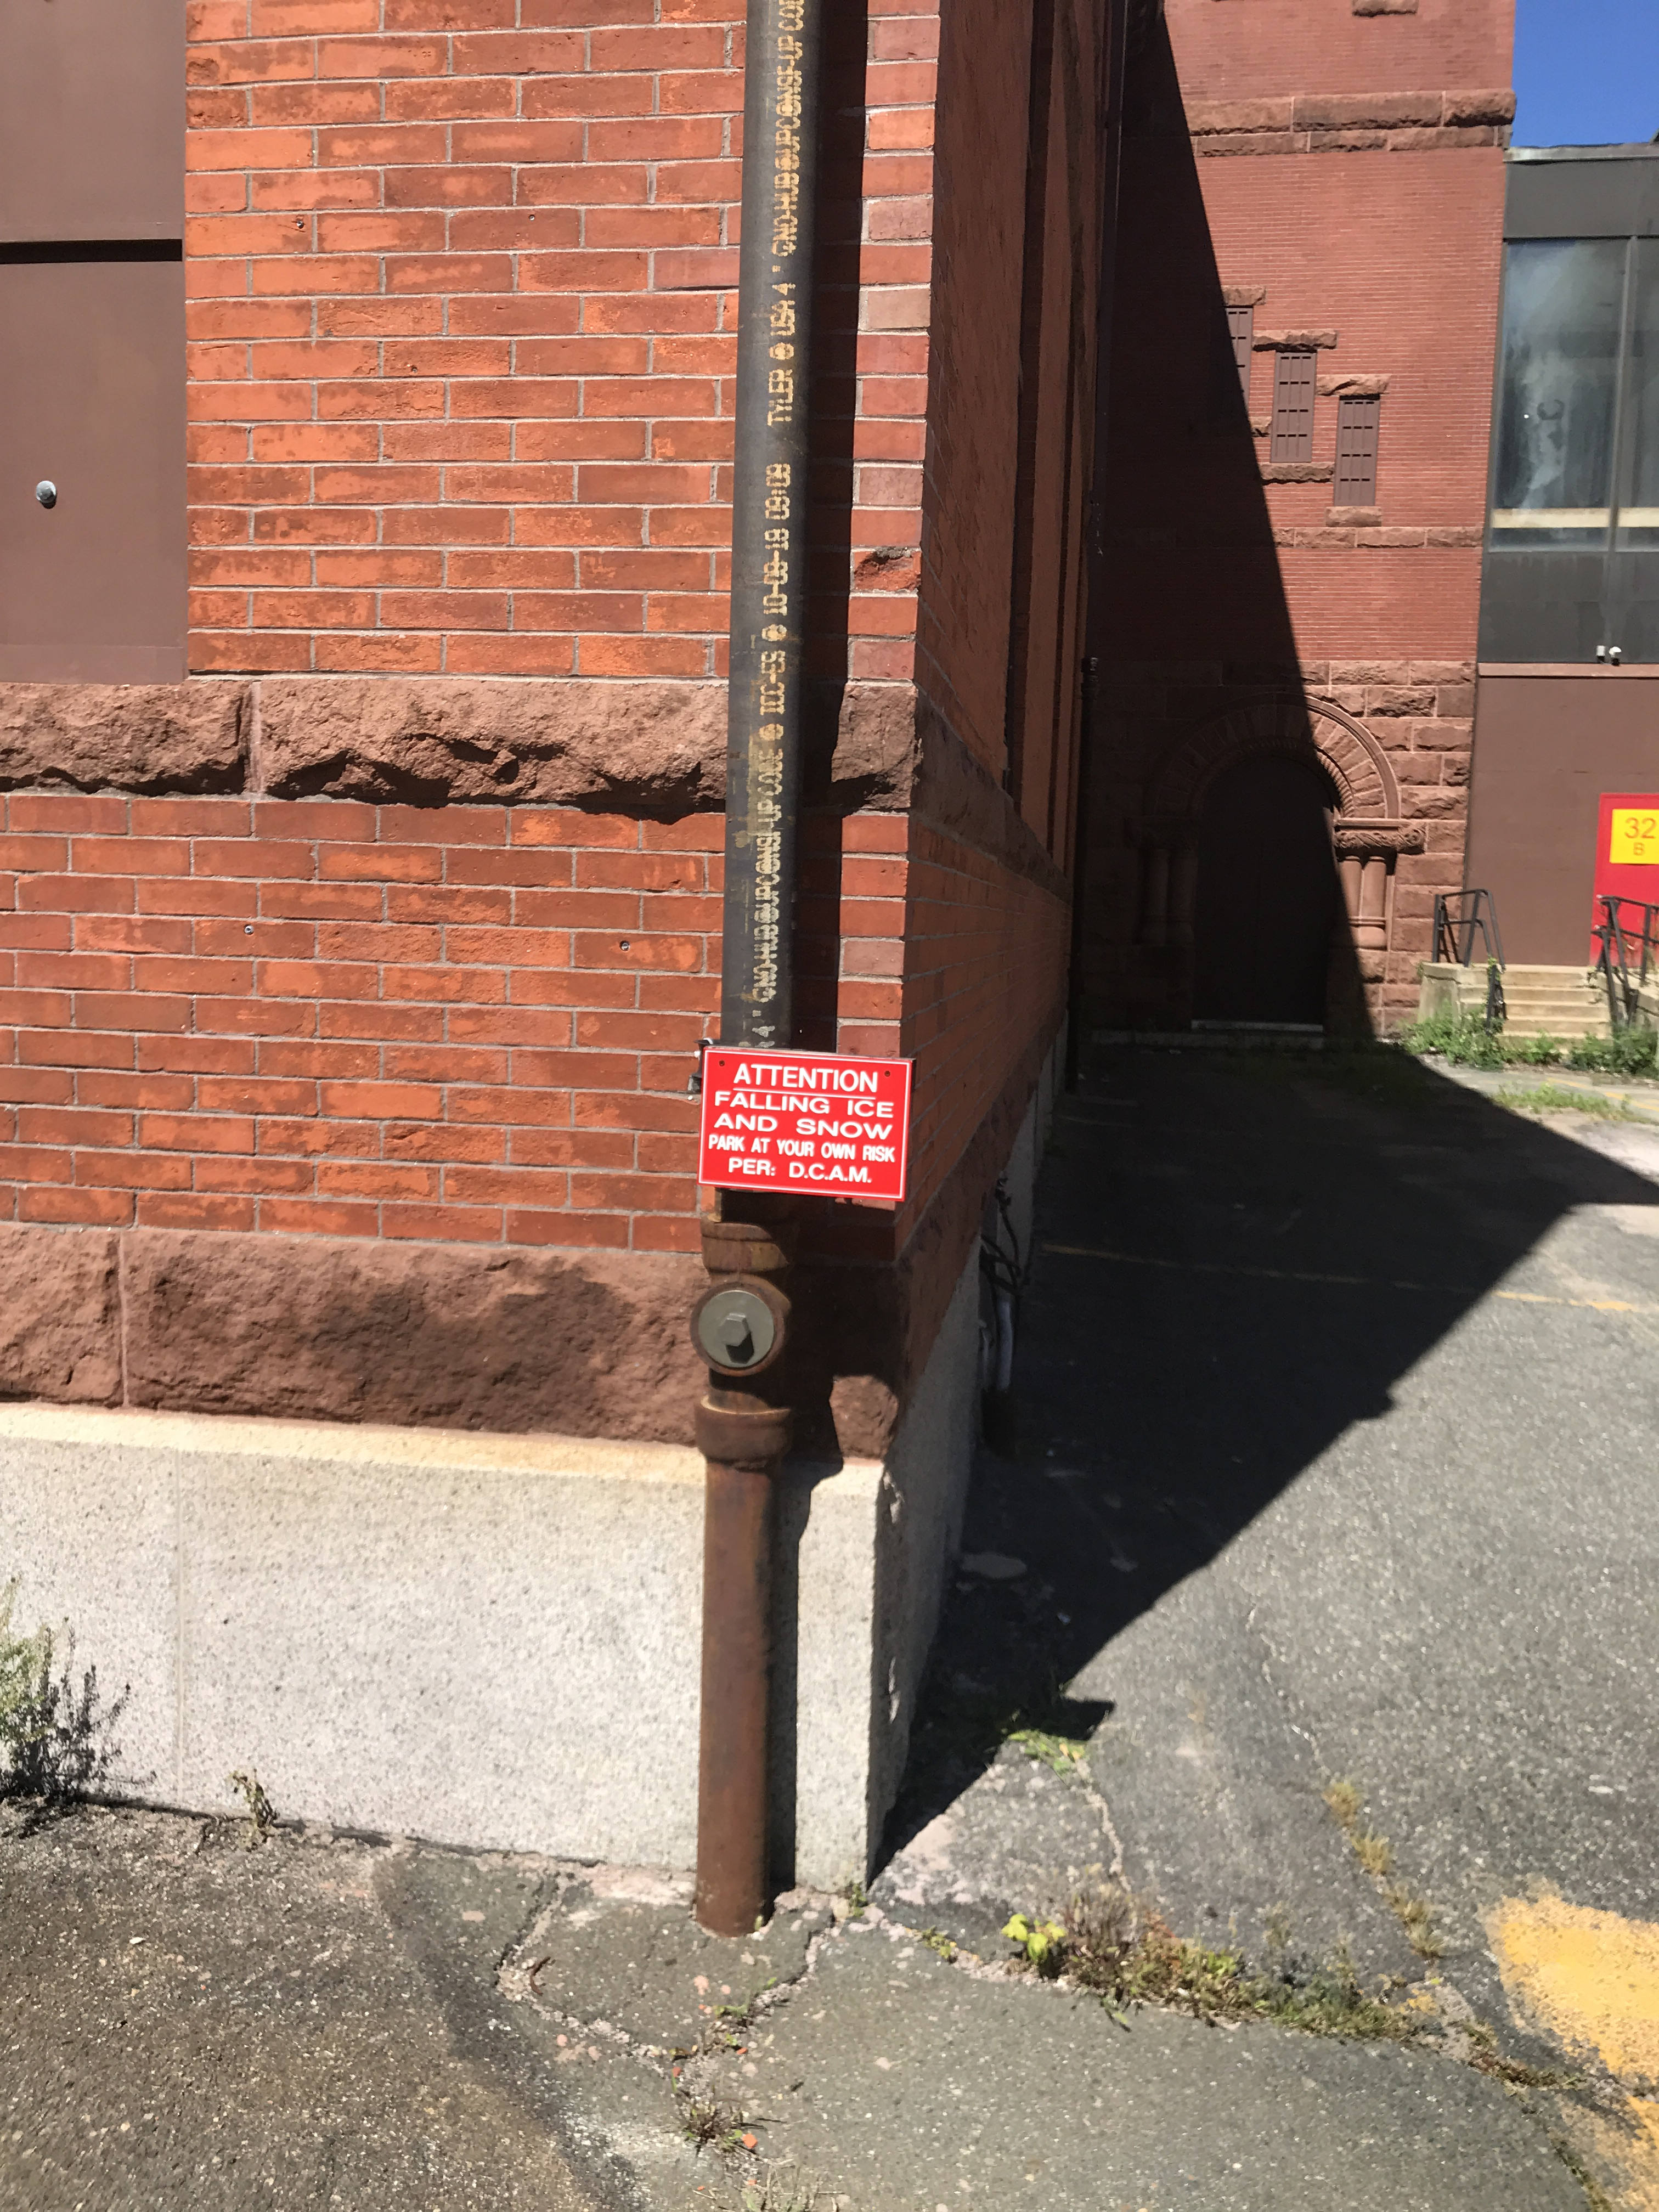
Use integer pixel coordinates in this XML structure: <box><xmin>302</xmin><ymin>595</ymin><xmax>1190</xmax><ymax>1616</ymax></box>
<box><xmin>692</xmin><ymin>0</ymin><xmax>823</xmax><ymax>1940</ymax></box>
<box><xmin>692</xmin><ymin>1211</ymin><xmax>795</xmax><ymax>1936</ymax></box>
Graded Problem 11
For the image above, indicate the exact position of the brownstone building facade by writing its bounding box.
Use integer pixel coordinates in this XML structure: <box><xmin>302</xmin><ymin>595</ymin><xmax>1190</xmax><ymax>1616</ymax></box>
<box><xmin>1080</xmin><ymin>0</ymin><xmax>1513</xmax><ymax>1036</ymax></box>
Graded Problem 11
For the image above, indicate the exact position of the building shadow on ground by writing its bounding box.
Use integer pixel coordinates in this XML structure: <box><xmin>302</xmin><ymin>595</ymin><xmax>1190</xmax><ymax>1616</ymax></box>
<box><xmin>874</xmin><ymin>1045</ymin><xmax>1659</xmax><ymax>1872</ymax></box>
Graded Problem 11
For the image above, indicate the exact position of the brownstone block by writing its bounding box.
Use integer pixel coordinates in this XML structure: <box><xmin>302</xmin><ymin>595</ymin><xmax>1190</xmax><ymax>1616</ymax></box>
<box><xmin>1311</xmin><ymin>131</ymin><xmax>1390</xmax><ymax>153</ymax></box>
<box><xmin>1197</xmin><ymin>132</ymin><xmax>1306</xmax><ymax>159</ymax></box>
<box><xmin>1409</xmin><ymin>662</ymin><xmax>1476</xmax><ymax>685</ymax></box>
<box><xmin>0</xmin><ymin>1223</ymin><xmax>122</xmax><ymax>1403</ymax></box>
<box><xmin>1442</xmin><ymin>87</ymin><xmax>1517</xmax><ymax>126</ymax></box>
<box><xmin>120</xmin><ymin>1227</ymin><xmax>706</xmax><ymax>1441</ymax></box>
<box><xmin>1366</xmin><ymin>686</ymin><xmax>1436</xmax><ymax>716</ymax></box>
<box><xmin>1186</xmin><ymin>98</ymin><xmax>1294</xmax><ymax>136</ymax></box>
<box><xmin>1293</xmin><ymin>91</ymin><xmax>1442</xmax><ymax>131</ymax></box>
<box><xmin>0</xmin><ymin>684</ymin><xmax>249</xmax><ymax>794</ymax></box>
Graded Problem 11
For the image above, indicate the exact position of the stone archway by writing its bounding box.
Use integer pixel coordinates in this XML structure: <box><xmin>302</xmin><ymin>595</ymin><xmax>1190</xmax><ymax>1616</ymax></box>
<box><xmin>1132</xmin><ymin>693</ymin><xmax>1426</xmax><ymax>969</ymax></box>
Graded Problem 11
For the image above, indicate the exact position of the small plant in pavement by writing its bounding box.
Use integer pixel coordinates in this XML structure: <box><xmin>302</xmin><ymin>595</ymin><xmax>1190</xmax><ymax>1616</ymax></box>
<box><xmin>1001</xmin><ymin>1887</ymin><xmax>1415</xmax><ymax>2041</ymax></box>
<box><xmin>1323</xmin><ymin>1775</ymin><xmax>1443</xmax><ymax>1960</ymax></box>
<box><xmin>1001</xmin><ymin>1912</ymin><xmax>1068</xmax><ymax>1976</ymax></box>
<box><xmin>0</xmin><ymin>1580</ymin><xmax>126</xmax><ymax>1805</ymax></box>
<box><xmin>227</xmin><ymin>1769</ymin><xmax>277</xmax><ymax>1849</ymax></box>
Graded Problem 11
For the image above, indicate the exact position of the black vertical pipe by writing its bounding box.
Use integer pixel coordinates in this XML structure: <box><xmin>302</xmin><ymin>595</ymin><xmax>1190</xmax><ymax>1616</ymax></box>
<box><xmin>720</xmin><ymin>0</ymin><xmax>823</xmax><ymax>1053</ymax></box>
<box><xmin>695</xmin><ymin>0</ymin><xmax>822</xmax><ymax>1939</ymax></box>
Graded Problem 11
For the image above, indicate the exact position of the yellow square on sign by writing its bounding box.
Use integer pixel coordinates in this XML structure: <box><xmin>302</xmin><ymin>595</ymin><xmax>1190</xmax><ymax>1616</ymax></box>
<box><xmin>1609</xmin><ymin>809</ymin><xmax>1659</xmax><ymax>864</ymax></box>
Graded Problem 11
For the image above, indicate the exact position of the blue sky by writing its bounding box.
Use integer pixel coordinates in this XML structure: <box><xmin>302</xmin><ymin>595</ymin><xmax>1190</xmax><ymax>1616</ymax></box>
<box><xmin>1513</xmin><ymin>0</ymin><xmax>1659</xmax><ymax>147</ymax></box>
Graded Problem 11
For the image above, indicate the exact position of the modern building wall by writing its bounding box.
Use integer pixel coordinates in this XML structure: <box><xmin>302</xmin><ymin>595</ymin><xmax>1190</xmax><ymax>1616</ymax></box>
<box><xmin>1080</xmin><ymin>0</ymin><xmax>1511</xmax><ymax>1035</ymax></box>
<box><xmin>1466</xmin><ymin>671</ymin><xmax>1659</xmax><ymax>964</ymax></box>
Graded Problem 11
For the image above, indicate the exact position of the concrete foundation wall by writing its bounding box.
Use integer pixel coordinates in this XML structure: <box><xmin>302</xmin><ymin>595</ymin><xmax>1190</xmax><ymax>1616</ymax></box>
<box><xmin>0</xmin><ymin>1046</ymin><xmax>1058</xmax><ymax>1885</ymax></box>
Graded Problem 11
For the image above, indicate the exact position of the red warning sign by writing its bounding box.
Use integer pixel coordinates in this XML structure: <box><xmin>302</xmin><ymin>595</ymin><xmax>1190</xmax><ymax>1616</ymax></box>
<box><xmin>697</xmin><ymin>1048</ymin><xmax>912</xmax><ymax>1201</ymax></box>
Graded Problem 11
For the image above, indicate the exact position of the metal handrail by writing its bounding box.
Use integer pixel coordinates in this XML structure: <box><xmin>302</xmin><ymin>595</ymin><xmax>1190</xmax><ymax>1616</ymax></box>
<box><xmin>1431</xmin><ymin>889</ymin><xmax>1505</xmax><ymax>970</ymax></box>
<box><xmin>1592</xmin><ymin>894</ymin><xmax>1659</xmax><ymax>1029</ymax></box>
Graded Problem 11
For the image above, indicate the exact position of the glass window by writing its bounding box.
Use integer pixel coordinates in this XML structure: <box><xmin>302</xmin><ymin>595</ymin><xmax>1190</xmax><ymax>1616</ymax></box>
<box><xmin>1617</xmin><ymin>239</ymin><xmax>1659</xmax><ymax>545</ymax></box>
<box><xmin>1491</xmin><ymin>239</ymin><xmax>1627</xmax><ymax>547</ymax></box>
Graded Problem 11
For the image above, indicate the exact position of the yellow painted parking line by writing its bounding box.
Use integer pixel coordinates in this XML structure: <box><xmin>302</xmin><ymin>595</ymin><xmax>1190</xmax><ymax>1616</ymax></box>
<box><xmin>1488</xmin><ymin>1896</ymin><xmax>1659</xmax><ymax>2209</ymax></box>
<box><xmin>1041</xmin><ymin>1242</ymin><xmax>1659</xmax><ymax>1316</ymax></box>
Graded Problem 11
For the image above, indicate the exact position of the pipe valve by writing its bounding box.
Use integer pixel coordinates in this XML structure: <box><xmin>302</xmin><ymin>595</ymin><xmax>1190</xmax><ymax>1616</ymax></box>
<box><xmin>691</xmin><ymin>1277</ymin><xmax>789</xmax><ymax>1378</ymax></box>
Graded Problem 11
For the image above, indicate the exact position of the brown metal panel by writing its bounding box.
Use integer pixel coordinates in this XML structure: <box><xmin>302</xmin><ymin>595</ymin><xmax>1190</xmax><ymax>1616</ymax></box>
<box><xmin>0</xmin><ymin>258</ymin><xmax>186</xmax><ymax>682</ymax></box>
<box><xmin>0</xmin><ymin>0</ymin><xmax>183</xmax><ymax>242</ymax></box>
<box><xmin>1466</xmin><ymin>673</ymin><xmax>1659</xmax><ymax>961</ymax></box>
<box><xmin>1271</xmin><ymin>348</ymin><xmax>1315</xmax><ymax>462</ymax></box>
<box><xmin>1227</xmin><ymin>304</ymin><xmax>1254</xmax><ymax>398</ymax></box>
<box><xmin>1335</xmin><ymin>393</ymin><xmax>1380</xmax><ymax>503</ymax></box>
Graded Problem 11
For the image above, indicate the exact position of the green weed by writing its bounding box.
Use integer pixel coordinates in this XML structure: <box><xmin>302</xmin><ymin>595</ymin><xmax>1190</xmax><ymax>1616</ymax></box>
<box><xmin>0</xmin><ymin>1580</ymin><xmax>125</xmax><ymax>1804</ymax></box>
<box><xmin>1322</xmin><ymin>1775</ymin><xmax>1442</xmax><ymax>1959</ymax></box>
<box><xmin>1494</xmin><ymin>1084</ymin><xmax>1640</xmax><ymax>1122</ymax></box>
<box><xmin>1003</xmin><ymin>1887</ymin><xmax>1414</xmax><ymax>2041</ymax></box>
<box><xmin>1006</xmin><ymin>1724</ymin><xmax>1088</xmax><ymax>1775</ymax></box>
<box><xmin>1001</xmin><ymin>1911</ymin><xmax>1068</xmax><ymax>1976</ymax></box>
<box><xmin>227</xmin><ymin>1768</ymin><xmax>277</xmax><ymax>1849</ymax></box>
<box><xmin>1567</xmin><ymin>1027</ymin><xmax>1658</xmax><ymax>1076</ymax></box>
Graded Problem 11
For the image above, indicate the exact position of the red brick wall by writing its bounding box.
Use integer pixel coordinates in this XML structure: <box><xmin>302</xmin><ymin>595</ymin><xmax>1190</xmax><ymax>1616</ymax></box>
<box><xmin>0</xmin><ymin>787</ymin><xmax>939</xmax><ymax>1254</ymax></box>
<box><xmin>911</xmin><ymin>0</ymin><xmax>1029</xmax><ymax>778</ymax></box>
<box><xmin>185</xmin><ymin>0</ymin><xmax>941</xmax><ymax>686</ymax></box>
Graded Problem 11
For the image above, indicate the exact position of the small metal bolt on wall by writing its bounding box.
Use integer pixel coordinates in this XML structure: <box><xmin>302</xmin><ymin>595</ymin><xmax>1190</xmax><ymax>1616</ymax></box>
<box><xmin>691</xmin><ymin>0</ymin><xmax>824</xmax><ymax>1939</ymax></box>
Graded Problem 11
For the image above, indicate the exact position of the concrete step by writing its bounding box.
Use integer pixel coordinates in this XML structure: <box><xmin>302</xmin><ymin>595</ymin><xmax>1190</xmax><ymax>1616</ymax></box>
<box><xmin>1416</xmin><ymin>962</ymin><xmax>1612</xmax><ymax>1040</ymax></box>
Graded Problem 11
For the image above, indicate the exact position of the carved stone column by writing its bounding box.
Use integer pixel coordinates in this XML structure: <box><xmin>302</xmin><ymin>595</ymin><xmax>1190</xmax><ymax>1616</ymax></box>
<box><xmin>1357</xmin><ymin>855</ymin><xmax>1389</xmax><ymax>951</ymax></box>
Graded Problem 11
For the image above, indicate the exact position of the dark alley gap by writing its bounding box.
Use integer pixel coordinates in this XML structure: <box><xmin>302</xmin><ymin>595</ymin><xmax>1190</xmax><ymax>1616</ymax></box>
<box><xmin>874</xmin><ymin>1044</ymin><xmax>1659</xmax><ymax>1878</ymax></box>
<box><xmin>1081</xmin><ymin>19</ymin><xmax>1379</xmax><ymax>1038</ymax></box>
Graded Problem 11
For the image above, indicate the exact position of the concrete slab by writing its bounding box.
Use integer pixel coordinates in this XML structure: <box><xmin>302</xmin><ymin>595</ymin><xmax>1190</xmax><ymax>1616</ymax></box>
<box><xmin>0</xmin><ymin>1803</ymin><xmax>595</xmax><ymax>2212</ymax></box>
<box><xmin>680</xmin><ymin>1921</ymin><xmax>1587</xmax><ymax>2212</ymax></box>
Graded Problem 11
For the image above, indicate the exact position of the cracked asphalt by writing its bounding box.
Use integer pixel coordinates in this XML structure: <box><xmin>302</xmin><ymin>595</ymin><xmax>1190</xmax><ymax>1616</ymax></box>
<box><xmin>3</xmin><ymin>1047</ymin><xmax>1657</xmax><ymax>2209</ymax></box>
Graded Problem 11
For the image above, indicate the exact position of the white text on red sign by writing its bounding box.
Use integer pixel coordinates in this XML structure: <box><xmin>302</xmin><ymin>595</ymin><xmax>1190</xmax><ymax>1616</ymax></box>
<box><xmin>697</xmin><ymin>1051</ymin><xmax>912</xmax><ymax>1201</ymax></box>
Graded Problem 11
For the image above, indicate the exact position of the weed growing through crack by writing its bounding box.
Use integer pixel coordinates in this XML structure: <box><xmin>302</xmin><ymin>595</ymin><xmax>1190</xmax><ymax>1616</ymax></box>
<box><xmin>1006</xmin><ymin>1724</ymin><xmax>1088</xmax><ymax>1775</ymax></box>
<box><xmin>1002</xmin><ymin>1912</ymin><xmax>1068</xmax><ymax>1975</ymax></box>
<box><xmin>918</xmin><ymin>1927</ymin><xmax>958</xmax><ymax>1963</ymax></box>
<box><xmin>1003</xmin><ymin>1887</ymin><xmax>1414</xmax><ymax>2041</ymax></box>
<box><xmin>226</xmin><ymin>1769</ymin><xmax>277</xmax><ymax>1850</ymax></box>
<box><xmin>1322</xmin><ymin>1774</ymin><xmax>1443</xmax><ymax>1960</ymax></box>
<box><xmin>0</xmin><ymin>1581</ymin><xmax>126</xmax><ymax>1805</ymax></box>
<box><xmin>839</xmin><ymin>1879</ymin><xmax>867</xmax><ymax>1921</ymax></box>
<box><xmin>1002</xmin><ymin>1888</ymin><xmax>1413</xmax><ymax>2038</ymax></box>
<box><xmin>1549</xmin><ymin>2131</ymin><xmax>1618</xmax><ymax>2212</ymax></box>
<box><xmin>1322</xmin><ymin>1777</ymin><xmax>1362</xmax><ymax>1827</ymax></box>
<box><xmin>677</xmin><ymin>2094</ymin><xmax>753</xmax><ymax>2156</ymax></box>
<box><xmin>1352</xmin><ymin>1829</ymin><xmax>1393</xmax><ymax>1878</ymax></box>
<box><xmin>1460</xmin><ymin>2019</ymin><xmax>1578</xmax><ymax>2091</ymax></box>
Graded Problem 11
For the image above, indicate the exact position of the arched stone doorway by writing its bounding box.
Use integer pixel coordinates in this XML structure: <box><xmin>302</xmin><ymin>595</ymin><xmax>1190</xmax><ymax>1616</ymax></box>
<box><xmin>1133</xmin><ymin>695</ymin><xmax>1427</xmax><ymax>1029</ymax></box>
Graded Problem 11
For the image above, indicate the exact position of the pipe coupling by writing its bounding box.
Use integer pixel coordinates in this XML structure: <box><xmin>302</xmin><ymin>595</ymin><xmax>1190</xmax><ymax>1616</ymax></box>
<box><xmin>694</xmin><ymin>1394</ymin><xmax>792</xmax><ymax>1469</ymax></box>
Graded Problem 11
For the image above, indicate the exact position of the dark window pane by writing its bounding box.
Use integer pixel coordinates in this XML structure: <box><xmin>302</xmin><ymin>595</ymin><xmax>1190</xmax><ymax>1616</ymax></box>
<box><xmin>1617</xmin><ymin>238</ymin><xmax>1659</xmax><ymax>546</ymax></box>
<box><xmin>1491</xmin><ymin>238</ymin><xmax>1624</xmax><ymax>547</ymax></box>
